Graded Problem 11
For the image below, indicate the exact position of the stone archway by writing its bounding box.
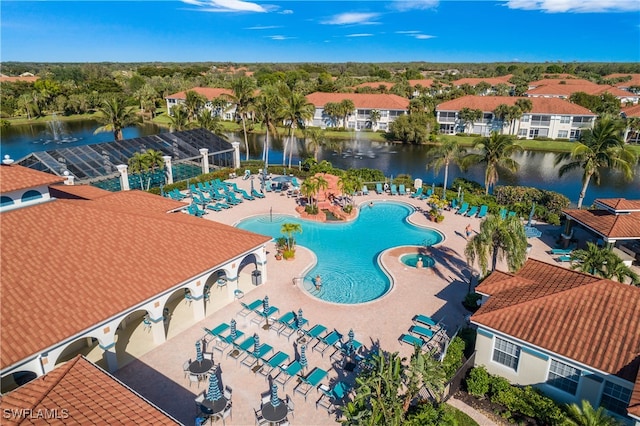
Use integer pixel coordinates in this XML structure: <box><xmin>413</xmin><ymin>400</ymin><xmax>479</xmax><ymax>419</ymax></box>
<box><xmin>112</xmin><ymin>309</ymin><xmax>156</xmax><ymax>369</ymax></box>
<box><xmin>164</xmin><ymin>287</ymin><xmax>195</xmax><ymax>339</ymax></box>
<box><xmin>237</xmin><ymin>253</ymin><xmax>260</xmax><ymax>295</ymax></box>
<box><xmin>54</xmin><ymin>336</ymin><xmax>103</xmax><ymax>369</ymax></box>
<box><xmin>204</xmin><ymin>268</ymin><xmax>233</xmax><ymax>314</ymax></box>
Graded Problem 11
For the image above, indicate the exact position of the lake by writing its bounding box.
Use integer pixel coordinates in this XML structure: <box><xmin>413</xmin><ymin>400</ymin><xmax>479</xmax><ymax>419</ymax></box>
<box><xmin>1</xmin><ymin>121</ymin><xmax>638</xmax><ymax>206</ymax></box>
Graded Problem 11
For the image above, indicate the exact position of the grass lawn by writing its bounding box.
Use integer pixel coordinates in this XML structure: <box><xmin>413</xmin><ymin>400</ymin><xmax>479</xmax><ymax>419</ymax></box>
<box><xmin>443</xmin><ymin>404</ymin><xmax>480</xmax><ymax>426</ymax></box>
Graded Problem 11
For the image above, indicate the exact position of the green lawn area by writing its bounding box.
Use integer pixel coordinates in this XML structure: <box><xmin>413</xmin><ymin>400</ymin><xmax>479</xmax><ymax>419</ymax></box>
<box><xmin>444</xmin><ymin>404</ymin><xmax>480</xmax><ymax>426</ymax></box>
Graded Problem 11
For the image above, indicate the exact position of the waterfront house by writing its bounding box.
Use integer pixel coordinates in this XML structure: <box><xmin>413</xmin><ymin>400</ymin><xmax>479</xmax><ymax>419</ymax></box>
<box><xmin>471</xmin><ymin>259</ymin><xmax>640</xmax><ymax>425</ymax></box>
<box><xmin>165</xmin><ymin>87</ymin><xmax>235</xmax><ymax>119</ymax></box>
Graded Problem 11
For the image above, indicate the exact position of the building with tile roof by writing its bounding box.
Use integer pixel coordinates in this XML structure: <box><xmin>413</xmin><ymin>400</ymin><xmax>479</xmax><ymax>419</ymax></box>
<box><xmin>605</xmin><ymin>74</ymin><xmax>640</xmax><ymax>92</ymax></box>
<box><xmin>526</xmin><ymin>77</ymin><xmax>639</xmax><ymax>105</ymax></box>
<box><xmin>622</xmin><ymin>104</ymin><xmax>640</xmax><ymax>143</ymax></box>
<box><xmin>305</xmin><ymin>92</ymin><xmax>409</xmax><ymax>131</ymax></box>
<box><xmin>471</xmin><ymin>259</ymin><xmax>640</xmax><ymax>424</ymax></box>
<box><xmin>452</xmin><ymin>75</ymin><xmax>514</xmax><ymax>95</ymax></box>
<box><xmin>0</xmin><ymin>355</ymin><xmax>179</xmax><ymax>424</ymax></box>
<box><xmin>0</xmin><ymin>164</ymin><xmax>270</xmax><ymax>393</ymax></box>
<box><xmin>165</xmin><ymin>87</ymin><xmax>236</xmax><ymax>120</ymax></box>
<box><xmin>436</xmin><ymin>95</ymin><xmax>596</xmax><ymax>140</ymax></box>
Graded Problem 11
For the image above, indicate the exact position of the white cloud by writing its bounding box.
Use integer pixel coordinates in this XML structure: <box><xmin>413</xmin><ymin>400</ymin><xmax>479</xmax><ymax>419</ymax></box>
<box><xmin>321</xmin><ymin>12</ymin><xmax>380</xmax><ymax>25</ymax></box>
<box><xmin>245</xmin><ymin>25</ymin><xmax>281</xmax><ymax>30</ymax></box>
<box><xmin>395</xmin><ymin>30</ymin><xmax>421</xmax><ymax>34</ymax></box>
<box><xmin>279</xmin><ymin>9</ymin><xmax>293</xmax><ymax>14</ymax></box>
<box><xmin>504</xmin><ymin>0</ymin><xmax>640</xmax><ymax>13</ymax></box>
<box><xmin>268</xmin><ymin>35</ymin><xmax>294</xmax><ymax>40</ymax></box>
<box><xmin>414</xmin><ymin>34</ymin><xmax>435</xmax><ymax>39</ymax></box>
<box><xmin>181</xmin><ymin>0</ymin><xmax>267</xmax><ymax>13</ymax></box>
<box><xmin>391</xmin><ymin>0</ymin><xmax>439</xmax><ymax>12</ymax></box>
<box><xmin>346</xmin><ymin>33</ymin><xmax>374</xmax><ymax>37</ymax></box>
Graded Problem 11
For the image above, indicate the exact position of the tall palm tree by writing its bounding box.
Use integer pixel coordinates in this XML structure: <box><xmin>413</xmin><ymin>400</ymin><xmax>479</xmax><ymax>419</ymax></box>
<box><xmin>300</xmin><ymin>178</ymin><xmax>317</xmax><ymax>207</ymax></box>
<box><xmin>280</xmin><ymin>222</ymin><xmax>302</xmax><ymax>252</ymax></box>
<box><xmin>369</xmin><ymin>109</ymin><xmax>381</xmax><ymax>131</ymax></box>
<box><xmin>555</xmin><ymin>117</ymin><xmax>638</xmax><ymax>208</ymax></box>
<box><xmin>514</xmin><ymin>98</ymin><xmax>533</xmax><ymax>135</ymax></box>
<box><xmin>338</xmin><ymin>99</ymin><xmax>355</xmax><ymax>129</ymax></box>
<box><xmin>304</xmin><ymin>127</ymin><xmax>326</xmax><ymax>161</ymax></box>
<box><xmin>427</xmin><ymin>138</ymin><xmax>466</xmax><ymax>199</ymax></box>
<box><xmin>565</xmin><ymin>400</ymin><xmax>620</xmax><ymax>426</ymax></box>
<box><xmin>253</xmin><ymin>84</ymin><xmax>284</xmax><ymax>171</ymax></box>
<box><xmin>465</xmin><ymin>214</ymin><xmax>528</xmax><ymax>276</ymax></box>
<box><xmin>128</xmin><ymin>151</ymin><xmax>150</xmax><ymax>190</ymax></box>
<box><xmin>493</xmin><ymin>104</ymin><xmax>510</xmax><ymax>134</ymax></box>
<box><xmin>227</xmin><ymin>76</ymin><xmax>257</xmax><ymax>160</ymax></box>
<box><xmin>458</xmin><ymin>107</ymin><xmax>483</xmax><ymax>134</ymax></box>
<box><xmin>570</xmin><ymin>242</ymin><xmax>639</xmax><ymax>285</ymax></box>
<box><xmin>184</xmin><ymin>90</ymin><xmax>206</xmax><ymax>121</ymax></box>
<box><xmin>168</xmin><ymin>105</ymin><xmax>188</xmax><ymax>132</ymax></box>
<box><xmin>461</xmin><ymin>132</ymin><xmax>522</xmax><ymax>195</ymax></box>
<box><xmin>193</xmin><ymin>109</ymin><xmax>226</xmax><ymax>138</ymax></box>
<box><xmin>279</xmin><ymin>84</ymin><xmax>314</xmax><ymax>168</ymax></box>
<box><xmin>323</xmin><ymin>102</ymin><xmax>341</xmax><ymax>128</ymax></box>
<box><xmin>403</xmin><ymin>346</ymin><xmax>446</xmax><ymax>410</ymax></box>
<box><xmin>93</xmin><ymin>97</ymin><xmax>138</xmax><ymax>141</ymax></box>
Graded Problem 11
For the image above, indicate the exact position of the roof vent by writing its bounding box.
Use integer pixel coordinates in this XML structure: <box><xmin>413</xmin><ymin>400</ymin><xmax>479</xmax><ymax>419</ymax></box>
<box><xmin>63</xmin><ymin>170</ymin><xmax>75</xmax><ymax>185</ymax></box>
<box><xmin>2</xmin><ymin>155</ymin><xmax>14</xmax><ymax>165</ymax></box>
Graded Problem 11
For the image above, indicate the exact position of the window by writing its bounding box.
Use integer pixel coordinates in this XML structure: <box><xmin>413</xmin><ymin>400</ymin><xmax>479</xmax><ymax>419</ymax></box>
<box><xmin>0</xmin><ymin>196</ymin><xmax>14</xmax><ymax>207</ymax></box>
<box><xmin>573</xmin><ymin>116</ymin><xmax>592</xmax><ymax>123</ymax></box>
<box><xmin>439</xmin><ymin>111</ymin><xmax>456</xmax><ymax>122</ymax></box>
<box><xmin>492</xmin><ymin>337</ymin><xmax>520</xmax><ymax>370</ymax></box>
<box><xmin>557</xmin><ymin>130</ymin><xmax>568</xmax><ymax>138</ymax></box>
<box><xmin>600</xmin><ymin>381</ymin><xmax>632</xmax><ymax>416</ymax></box>
<box><xmin>547</xmin><ymin>359</ymin><xmax>580</xmax><ymax>395</ymax></box>
<box><xmin>570</xmin><ymin>129</ymin><xmax>582</xmax><ymax>140</ymax></box>
<box><xmin>531</xmin><ymin>115</ymin><xmax>551</xmax><ymax>126</ymax></box>
<box><xmin>518</xmin><ymin>128</ymin><xmax>527</xmax><ymax>137</ymax></box>
<box><xmin>521</xmin><ymin>115</ymin><xmax>530</xmax><ymax>122</ymax></box>
<box><xmin>560</xmin><ymin>116</ymin><xmax>570</xmax><ymax>124</ymax></box>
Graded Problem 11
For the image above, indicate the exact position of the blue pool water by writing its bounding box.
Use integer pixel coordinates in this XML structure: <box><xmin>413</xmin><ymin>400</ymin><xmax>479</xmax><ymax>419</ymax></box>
<box><xmin>401</xmin><ymin>254</ymin><xmax>435</xmax><ymax>268</ymax></box>
<box><xmin>236</xmin><ymin>201</ymin><xmax>444</xmax><ymax>304</ymax></box>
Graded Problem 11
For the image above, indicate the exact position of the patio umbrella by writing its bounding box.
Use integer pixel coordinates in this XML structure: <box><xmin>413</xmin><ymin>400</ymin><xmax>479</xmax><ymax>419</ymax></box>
<box><xmin>299</xmin><ymin>344</ymin><xmax>308</xmax><ymax>370</ymax></box>
<box><xmin>271</xmin><ymin>383</ymin><xmax>281</xmax><ymax>407</ymax></box>
<box><xmin>253</xmin><ymin>333</ymin><xmax>261</xmax><ymax>354</ymax></box>
<box><xmin>457</xmin><ymin>185</ymin><xmax>461</xmax><ymax>200</ymax></box>
<box><xmin>297</xmin><ymin>308</ymin><xmax>304</xmax><ymax>329</ymax></box>
<box><xmin>527</xmin><ymin>203</ymin><xmax>536</xmax><ymax>227</ymax></box>
<box><xmin>250</xmin><ymin>178</ymin><xmax>254</xmax><ymax>193</ymax></box>
<box><xmin>207</xmin><ymin>373</ymin><xmax>222</xmax><ymax>401</ymax></box>
<box><xmin>431</xmin><ymin>182</ymin><xmax>435</xmax><ymax>195</ymax></box>
<box><xmin>230</xmin><ymin>319</ymin><xmax>237</xmax><ymax>340</ymax></box>
<box><xmin>460</xmin><ymin>191</ymin><xmax>464</xmax><ymax>205</ymax></box>
<box><xmin>347</xmin><ymin>329</ymin><xmax>355</xmax><ymax>353</ymax></box>
<box><xmin>195</xmin><ymin>341</ymin><xmax>203</xmax><ymax>362</ymax></box>
<box><xmin>263</xmin><ymin>296</ymin><xmax>270</xmax><ymax>317</ymax></box>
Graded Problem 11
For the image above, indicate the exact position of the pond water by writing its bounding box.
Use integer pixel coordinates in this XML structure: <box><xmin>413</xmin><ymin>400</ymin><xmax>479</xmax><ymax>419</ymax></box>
<box><xmin>1</xmin><ymin>120</ymin><xmax>638</xmax><ymax>206</ymax></box>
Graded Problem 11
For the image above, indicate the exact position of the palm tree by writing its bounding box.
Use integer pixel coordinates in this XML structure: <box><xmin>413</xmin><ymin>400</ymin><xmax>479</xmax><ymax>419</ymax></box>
<box><xmin>458</xmin><ymin>107</ymin><xmax>483</xmax><ymax>134</ymax></box>
<box><xmin>253</xmin><ymin>84</ymin><xmax>284</xmax><ymax>171</ymax></box>
<box><xmin>193</xmin><ymin>109</ymin><xmax>226</xmax><ymax>137</ymax></box>
<box><xmin>623</xmin><ymin>116</ymin><xmax>640</xmax><ymax>143</ymax></box>
<box><xmin>280</xmin><ymin>222</ymin><xmax>302</xmax><ymax>252</ymax></box>
<box><xmin>184</xmin><ymin>90</ymin><xmax>206</xmax><ymax>121</ymax></box>
<box><xmin>465</xmin><ymin>214</ymin><xmax>528</xmax><ymax>276</ymax></box>
<box><xmin>492</xmin><ymin>104</ymin><xmax>510</xmax><ymax>134</ymax></box>
<box><xmin>565</xmin><ymin>400</ymin><xmax>620</xmax><ymax>426</ymax></box>
<box><xmin>227</xmin><ymin>76</ymin><xmax>257</xmax><ymax>160</ymax></box>
<box><xmin>338</xmin><ymin>174</ymin><xmax>362</xmax><ymax>205</ymax></box>
<box><xmin>93</xmin><ymin>97</ymin><xmax>138</xmax><ymax>141</ymax></box>
<box><xmin>300</xmin><ymin>178</ymin><xmax>317</xmax><ymax>207</ymax></box>
<box><xmin>514</xmin><ymin>98</ymin><xmax>532</xmax><ymax>135</ymax></box>
<box><xmin>570</xmin><ymin>242</ymin><xmax>639</xmax><ymax>285</ymax></box>
<box><xmin>555</xmin><ymin>117</ymin><xmax>638</xmax><ymax>208</ymax></box>
<box><xmin>369</xmin><ymin>109</ymin><xmax>381</xmax><ymax>131</ymax></box>
<box><xmin>280</xmin><ymin>85</ymin><xmax>314</xmax><ymax>168</ymax></box>
<box><xmin>461</xmin><ymin>132</ymin><xmax>522</xmax><ymax>195</ymax></box>
<box><xmin>128</xmin><ymin>151</ymin><xmax>150</xmax><ymax>190</ymax></box>
<box><xmin>168</xmin><ymin>105</ymin><xmax>188</xmax><ymax>132</ymax></box>
<box><xmin>338</xmin><ymin>99</ymin><xmax>355</xmax><ymax>129</ymax></box>
<box><xmin>427</xmin><ymin>138</ymin><xmax>466</xmax><ymax>199</ymax></box>
<box><xmin>403</xmin><ymin>346</ymin><xmax>446</xmax><ymax>410</ymax></box>
<box><xmin>304</xmin><ymin>127</ymin><xmax>326</xmax><ymax>161</ymax></box>
<box><xmin>323</xmin><ymin>102</ymin><xmax>342</xmax><ymax>128</ymax></box>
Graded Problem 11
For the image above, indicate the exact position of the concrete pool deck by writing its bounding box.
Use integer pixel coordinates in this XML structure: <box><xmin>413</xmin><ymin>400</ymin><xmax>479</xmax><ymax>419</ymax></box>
<box><xmin>114</xmin><ymin>177</ymin><xmax>568</xmax><ymax>425</ymax></box>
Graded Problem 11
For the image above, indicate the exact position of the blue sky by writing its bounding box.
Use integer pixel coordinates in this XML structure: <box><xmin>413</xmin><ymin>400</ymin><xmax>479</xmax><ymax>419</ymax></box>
<box><xmin>1</xmin><ymin>0</ymin><xmax>639</xmax><ymax>63</ymax></box>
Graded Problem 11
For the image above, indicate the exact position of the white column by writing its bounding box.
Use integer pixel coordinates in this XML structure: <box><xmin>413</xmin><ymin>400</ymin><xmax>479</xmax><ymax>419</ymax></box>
<box><xmin>149</xmin><ymin>315</ymin><xmax>166</xmax><ymax>345</ymax></box>
<box><xmin>116</xmin><ymin>165</ymin><xmax>130</xmax><ymax>191</ymax></box>
<box><xmin>200</xmin><ymin>148</ymin><xmax>210</xmax><ymax>174</ymax></box>
<box><xmin>231</xmin><ymin>142</ymin><xmax>241</xmax><ymax>169</ymax></box>
<box><xmin>100</xmin><ymin>342</ymin><xmax>119</xmax><ymax>373</ymax></box>
<box><xmin>163</xmin><ymin>156</ymin><xmax>173</xmax><ymax>184</ymax></box>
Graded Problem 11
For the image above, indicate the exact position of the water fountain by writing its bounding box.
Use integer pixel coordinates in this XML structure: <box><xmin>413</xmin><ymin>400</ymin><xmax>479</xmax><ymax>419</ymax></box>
<box><xmin>41</xmin><ymin>114</ymin><xmax>79</xmax><ymax>145</ymax></box>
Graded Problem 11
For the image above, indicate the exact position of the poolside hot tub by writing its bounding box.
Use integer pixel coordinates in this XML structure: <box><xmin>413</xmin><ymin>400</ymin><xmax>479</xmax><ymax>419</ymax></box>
<box><xmin>400</xmin><ymin>253</ymin><xmax>435</xmax><ymax>268</ymax></box>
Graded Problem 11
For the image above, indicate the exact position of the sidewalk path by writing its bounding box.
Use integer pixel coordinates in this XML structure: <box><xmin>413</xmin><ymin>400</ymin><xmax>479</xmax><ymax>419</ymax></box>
<box><xmin>447</xmin><ymin>397</ymin><xmax>499</xmax><ymax>426</ymax></box>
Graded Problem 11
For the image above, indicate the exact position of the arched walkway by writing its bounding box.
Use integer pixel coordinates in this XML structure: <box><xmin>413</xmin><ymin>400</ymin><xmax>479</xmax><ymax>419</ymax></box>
<box><xmin>55</xmin><ymin>336</ymin><xmax>103</xmax><ymax>369</ymax></box>
<box><xmin>165</xmin><ymin>288</ymin><xmax>196</xmax><ymax>340</ymax></box>
<box><xmin>113</xmin><ymin>310</ymin><xmax>156</xmax><ymax>369</ymax></box>
<box><xmin>1</xmin><ymin>370</ymin><xmax>38</xmax><ymax>394</ymax></box>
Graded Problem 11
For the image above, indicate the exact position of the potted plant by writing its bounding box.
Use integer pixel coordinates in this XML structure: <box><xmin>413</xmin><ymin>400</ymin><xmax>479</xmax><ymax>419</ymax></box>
<box><xmin>280</xmin><ymin>222</ymin><xmax>302</xmax><ymax>260</ymax></box>
<box><xmin>429</xmin><ymin>207</ymin><xmax>440</xmax><ymax>222</ymax></box>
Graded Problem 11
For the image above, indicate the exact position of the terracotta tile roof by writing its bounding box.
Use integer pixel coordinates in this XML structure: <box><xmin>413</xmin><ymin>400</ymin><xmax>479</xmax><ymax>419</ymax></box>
<box><xmin>49</xmin><ymin>184</ymin><xmax>113</xmax><ymax>200</ymax></box>
<box><xmin>165</xmin><ymin>86</ymin><xmax>232</xmax><ymax>101</ymax></box>
<box><xmin>355</xmin><ymin>81</ymin><xmax>395</xmax><ymax>90</ymax></box>
<box><xmin>623</xmin><ymin>104</ymin><xmax>640</xmax><ymax>118</ymax></box>
<box><xmin>472</xmin><ymin>259</ymin><xmax>640</xmax><ymax>383</ymax></box>
<box><xmin>453</xmin><ymin>75</ymin><xmax>514</xmax><ymax>86</ymax></box>
<box><xmin>0</xmin><ymin>356</ymin><xmax>178</xmax><ymax>425</ymax></box>
<box><xmin>436</xmin><ymin>95</ymin><xmax>595</xmax><ymax>115</ymax></box>
<box><xmin>0</xmin><ymin>76</ymin><xmax>39</xmax><ymax>83</ymax></box>
<box><xmin>0</xmin><ymin>165</ymin><xmax>65</xmax><ymax>193</ymax></box>
<box><xmin>408</xmin><ymin>79</ymin><xmax>435</xmax><ymax>88</ymax></box>
<box><xmin>595</xmin><ymin>198</ymin><xmax>640</xmax><ymax>212</ymax></box>
<box><xmin>563</xmin><ymin>207</ymin><xmax>640</xmax><ymax>239</ymax></box>
<box><xmin>527</xmin><ymin>83</ymin><xmax>633</xmax><ymax>99</ymax></box>
<box><xmin>0</xmin><ymin>190</ymin><xmax>270</xmax><ymax>368</ymax></box>
<box><xmin>528</xmin><ymin>78</ymin><xmax>597</xmax><ymax>88</ymax></box>
<box><xmin>306</xmin><ymin>92</ymin><xmax>409</xmax><ymax>110</ymax></box>
<box><xmin>605</xmin><ymin>73</ymin><xmax>640</xmax><ymax>88</ymax></box>
<box><xmin>631</xmin><ymin>372</ymin><xmax>640</xmax><ymax>418</ymax></box>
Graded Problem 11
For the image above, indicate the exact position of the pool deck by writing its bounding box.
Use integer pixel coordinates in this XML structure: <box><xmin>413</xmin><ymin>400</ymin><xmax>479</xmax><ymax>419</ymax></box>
<box><xmin>114</xmin><ymin>177</ymin><xmax>567</xmax><ymax>426</ymax></box>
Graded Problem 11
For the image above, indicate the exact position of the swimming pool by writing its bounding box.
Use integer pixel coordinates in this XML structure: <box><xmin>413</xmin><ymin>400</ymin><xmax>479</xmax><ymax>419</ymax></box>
<box><xmin>236</xmin><ymin>201</ymin><xmax>444</xmax><ymax>304</ymax></box>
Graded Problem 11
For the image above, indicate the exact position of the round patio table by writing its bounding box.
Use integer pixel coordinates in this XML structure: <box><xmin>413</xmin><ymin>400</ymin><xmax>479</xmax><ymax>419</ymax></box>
<box><xmin>189</xmin><ymin>359</ymin><xmax>214</xmax><ymax>375</ymax></box>
<box><xmin>261</xmin><ymin>400</ymin><xmax>287</xmax><ymax>424</ymax></box>
<box><xmin>199</xmin><ymin>397</ymin><xmax>227</xmax><ymax>416</ymax></box>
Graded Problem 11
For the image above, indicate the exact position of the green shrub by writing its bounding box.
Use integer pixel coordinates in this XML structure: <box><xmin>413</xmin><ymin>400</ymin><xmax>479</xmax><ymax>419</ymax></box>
<box><xmin>305</xmin><ymin>205</ymin><xmax>318</xmax><ymax>215</ymax></box>
<box><xmin>463</xmin><ymin>293</ymin><xmax>482</xmax><ymax>312</ymax></box>
<box><xmin>343</xmin><ymin>204</ymin><xmax>353</xmax><ymax>214</ymax></box>
<box><xmin>457</xmin><ymin>328</ymin><xmax>477</xmax><ymax>358</ymax></box>
<box><xmin>466</xmin><ymin>366</ymin><xmax>490</xmax><ymax>397</ymax></box>
<box><xmin>442</xmin><ymin>337</ymin><xmax>466</xmax><ymax>380</ymax></box>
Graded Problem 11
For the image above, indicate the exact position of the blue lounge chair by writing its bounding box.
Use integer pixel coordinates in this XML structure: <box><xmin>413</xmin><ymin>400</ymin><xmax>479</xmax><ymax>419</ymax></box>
<box><xmin>362</xmin><ymin>185</ymin><xmax>369</xmax><ymax>195</ymax></box>
<box><xmin>238</xmin><ymin>189</ymin><xmax>254</xmax><ymax>201</ymax></box>
<box><xmin>274</xmin><ymin>360</ymin><xmax>303</xmax><ymax>389</ymax></box>
<box><xmin>280</xmin><ymin>315</ymin><xmax>309</xmax><ymax>340</ymax></box>
<box><xmin>302</xmin><ymin>324</ymin><xmax>328</xmax><ymax>343</ymax></box>
<box><xmin>236</xmin><ymin>298</ymin><xmax>263</xmax><ymax>318</ymax></box>
<box><xmin>317</xmin><ymin>381</ymin><xmax>351</xmax><ymax>414</ymax></box>
<box><xmin>251</xmin><ymin>189</ymin><xmax>265</xmax><ymax>199</ymax></box>
<box><xmin>241</xmin><ymin>343</ymin><xmax>274</xmax><ymax>368</ymax></box>
<box><xmin>477</xmin><ymin>205</ymin><xmax>488</xmax><ymax>218</ymax></box>
<box><xmin>465</xmin><ymin>206</ymin><xmax>479</xmax><ymax>217</ymax></box>
<box><xmin>312</xmin><ymin>330</ymin><xmax>342</xmax><ymax>356</ymax></box>
<box><xmin>410</xmin><ymin>187</ymin><xmax>423</xmax><ymax>198</ymax></box>
<box><xmin>390</xmin><ymin>184</ymin><xmax>398</xmax><ymax>195</ymax></box>
<box><xmin>206</xmin><ymin>203</ymin><xmax>222</xmax><ymax>212</ymax></box>
<box><xmin>550</xmin><ymin>248</ymin><xmax>573</xmax><ymax>255</ymax></box>
<box><xmin>257</xmin><ymin>351</ymin><xmax>290</xmax><ymax>380</ymax></box>
<box><xmin>187</xmin><ymin>204</ymin><xmax>206</xmax><ymax>217</ymax></box>
<box><xmin>557</xmin><ymin>255</ymin><xmax>572</xmax><ymax>262</ymax></box>
<box><xmin>294</xmin><ymin>367</ymin><xmax>328</xmax><ymax>401</ymax></box>
<box><xmin>264</xmin><ymin>181</ymin><xmax>273</xmax><ymax>192</ymax></box>
<box><xmin>227</xmin><ymin>335</ymin><xmax>256</xmax><ymax>363</ymax></box>
<box><xmin>204</xmin><ymin>322</ymin><xmax>230</xmax><ymax>339</ymax></box>
<box><xmin>451</xmin><ymin>198</ymin><xmax>459</xmax><ymax>209</ymax></box>
<box><xmin>291</xmin><ymin>177</ymin><xmax>301</xmax><ymax>188</ymax></box>
<box><xmin>216</xmin><ymin>201</ymin><xmax>231</xmax><ymax>209</ymax></box>
<box><xmin>250</xmin><ymin>305</ymin><xmax>280</xmax><ymax>326</ymax></box>
<box><xmin>213</xmin><ymin>329</ymin><xmax>246</xmax><ymax>354</ymax></box>
<box><xmin>399</xmin><ymin>333</ymin><xmax>427</xmax><ymax>348</ymax></box>
<box><xmin>426</xmin><ymin>188</ymin><xmax>433</xmax><ymax>198</ymax></box>
<box><xmin>409</xmin><ymin>324</ymin><xmax>436</xmax><ymax>339</ymax></box>
<box><xmin>398</xmin><ymin>184</ymin><xmax>406</xmax><ymax>195</ymax></box>
<box><xmin>376</xmin><ymin>183</ymin><xmax>384</xmax><ymax>194</ymax></box>
<box><xmin>412</xmin><ymin>314</ymin><xmax>443</xmax><ymax>329</ymax></box>
<box><xmin>508</xmin><ymin>211</ymin><xmax>517</xmax><ymax>218</ymax></box>
<box><xmin>499</xmin><ymin>208</ymin><xmax>507</xmax><ymax>220</ymax></box>
<box><xmin>456</xmin><ymin>202</ymin><xmax>469</xmax><ymax>215</ymax></box>
<box><xmin>269</xmin><ymin>311</ymin><xmax>296</xmax><ymax>333</ymax></box>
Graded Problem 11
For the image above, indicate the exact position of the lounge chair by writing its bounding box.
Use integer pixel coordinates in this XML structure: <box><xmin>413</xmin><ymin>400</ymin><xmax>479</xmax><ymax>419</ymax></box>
<box><xmin>398</xmin><ymin>184</ymin><xmax>406</xmax><ymax>195</ymax></box>
<box><xmin>273</xmin><ymin>360</ymin><xmax>303</xmax><ymax>389</ymax></box>
<box><xmin>375</xmin><ymin>183</ymin><xmax>383</xmax><ymax>194</ymax></box>
<box><xmin>252</xmin><ymin>189</ymin><xmax>265</xmax><ymax>199</ymax></box>
<box><xmin>312</xmin><ymin>330</ymin><xmax>342</xmax><ymax>356</ymax></box>
<box><xmin>239</xmin><ymin>189</ymin><xmax>255</xmax><ymax>201</ymax></box>
<box><xmin>256</xmin><ymin>351</ymin><xmax>290</xmax><ymax>379</ymax></box>
<box><xmin>280</xmin><ymin>316</ymin><xmax>309</xmax><ymax>341</ymax></box>
<box><xmin>362</xmin><ymin>185</ymin><xmax>369</xmax><ymax>195</ymax></box>
<box><xmin>508</xmin><ymin>211</ymin><xmax>517</xmax><ymax>218</ymax></box>
<box><xmin>264</xmin><ymin>181</ymin><xmax>273</xmax><ymax>192</ymax></box>
<box><xmin>425</xmin><ymin>188</ymin><xmax>433</xmax><ymax>198</ymax></box>
<box><xmin>203</xmin><ymin>323</ymin><xmax>230</xmax><ymax>343</ymax></box>
<box><xmin>213</xmin><ymin>329</ymin><xmax>245</xmax><ymax>354</ymax></box>
<box><xmin>291</xmin><ymin>177</ymin><xmax>301</xmax><ymax>188</ymax></box>
<box><xmin>316</xmin><ymin>382</ymin><xmax>350</xmax><ymax>414</ymax></box>
<box><xmin>294</xmin><ymin>367</ymin><xmax>328</xmax><ymax>401</ymax></box>
<box><xmin>240</xmin><ymin>343</ymin><xmax>274</xmax><ymax>369</ymax></box>
<box><xmin>456</xmin><ymin>202</ymin><xmax>469</xmax><ymax>215</ymax></box>
<box><xmin>451</xmin><ymin>198</ymin><xmax>458</xmax><ymax>209</ymax></box>
<box><xmin>499</xmin><ymin>208</ymin><xmax>507</xmax><ymax>220</ymax></box>
<box><xmin>216</xmin><ymin>201</ymin><xmax>231</xmax><ymax>209</ymax></box>
<box><xmin>550</xmin><ymin>248</ymin><xmax>573</xmax><ymax>255</ymax></box>
<box><xmin>409</xmin><ymin>324</ymin><xmax>436</xmax><ymax>340</ymax></box>
<box><xmin>236</xmin><ymin>299</ymin><xmax>263</xmax><ymax>318</ymax></box>
<box><xmin>302</xmin><ymin>324</ymin><xmax>328</xmax><ymax>344</ymax></box>
<box><xmin>390</xmin><ymin>184</ymin><xmax>398</xmax><ymax>195</ymax></box>
<box><xmin>465</xmin><ymin>206</ymin><xmax>479</xmax><ymax>217</ymax></box>
<box><xmin>250</xmin><ymin>305</ymin><xmax>280</xmax><ymax>326</ymax></box>
<box><xmin>557</xmin><ymin>255</ymin><xmax>572</xmax><ymax>262</ymax></box>
<box><xmin>187</xmin><ymin>204</ymin><xmax>206</xmax><ymax>217</ymax></box>
<box><xmin>269</xmin><ymin>311</ymin><xmax>296</xmax><ymax>333</ymax></box>
<box><xmin>398</xmin><ymin>333</ymin><xmax>427</xmax><ymax>348</ymax></box>
<box><xmin>412</xmin><ymin>314</ymin><xmax>444</xmax><ymax>330</ymax></box>
<box><xmin>477</xmin><ymin>205</ymin><xmax>488</xmax><ymax>218</ymax></box>
<box><xmin>227</xmin><ymin>335</ymin><xmax>256</xmax><ymax>363</ymax></box>
<box><xmin>206</xmin><ymin>203</ymin><xmax>222</xmax><ymax>212</ymax></box>
<box><xmin>410</xmin><ymin>187</ymin><xmax>423</xmax><ymax>199</ymax></box>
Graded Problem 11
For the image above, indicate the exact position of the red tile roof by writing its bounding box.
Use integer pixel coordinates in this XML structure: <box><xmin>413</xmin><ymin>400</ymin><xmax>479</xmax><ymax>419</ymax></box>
<box><xmin>306</xmin><ymin>92</ymin><xmax>409</xmax><ymax>110</ymax></box>
<box><xmin>453</xmin><ymin>75</ymin><xmax>514</xmax><ymax>86</ymax></box>
<box><xmin>605</xmin><ymin>73</ymin><xmax>640</xmax><ymax>88</ymax></box>
<box><xmin>527</xmin><ymin>83</ymin><xmax>634</xmax><ymax>99</ymax></box>
<box><xmin>0</xmin><ymin>189</ymin><xmax>270</xmax><ymax>368</ymax></box>
<box><xmin>623</xmin><ymin>104</ymin><xmax>640</xmax><ymax>118</ymax></box>
<box><xmin>563</xmin><ymin>207</ymin><xmax>640</xmax><ymax>239</ymax></box>
<box><xmin>355</xmin><ymin>82</ymin><xmax>395</xmax><ymax>90</ymax></box>
<box><xmin>408</xmin><ymin>79</ymin><xmax>435</xmax><ymax>88</ymax></box>
<box><xmin>0</xmin><ymin>76</ymin><xmax>39</xmax><ymax>83</ymax></box>
<box><xmin>0</xmin><ymin>165</ymin><xmax>65</xmax><ymax>193</ymax></box>
<box><xmin>0</xmin><ymin>356</ymin><xmax>178</xmax><ymax>425</ymax></box>
<box><xmin>595</xmin><ymin>198</ymin><xmax>640</xmax><ymax>212</ymax></box>
<box><xmin>528</xmin><ymin>78</ymin><xmax>597</xmax><ymax>88</ymax></box>
<box><xmin>472</xmin><ymin>259</ymin><xmax>640</xmax><ymax>384</ymax></box>
<box><xmin>165</xmin><ymin>87</ymin><xmax>232</xmax><ymax>101</ymax></box>
<box><xmin>49</xmin><ymin>184</ymin><xmax>113</xmax><ymax>200</ymax></box>
<box><xmin>436</xmin><ymin>95</ymin><xmax>595</xmax><ymax>115</ymax></box>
